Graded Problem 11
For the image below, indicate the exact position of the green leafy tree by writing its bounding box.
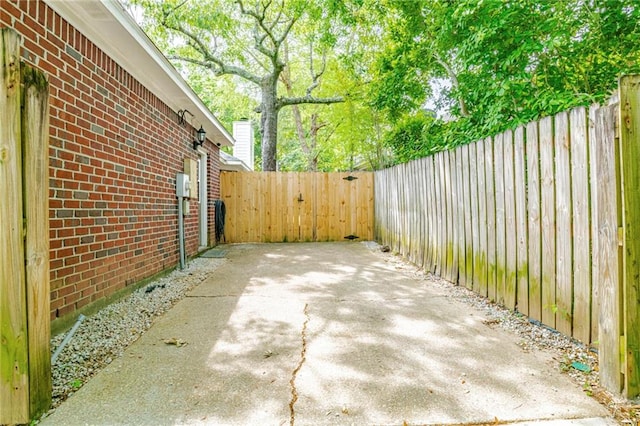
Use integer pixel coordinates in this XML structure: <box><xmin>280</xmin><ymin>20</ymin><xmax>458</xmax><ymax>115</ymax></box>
<box><xmin>134</xmin><ymin>0</ymin><xmax>347</xmax><ymax>171</ymax></box>
<box><xmin>370</xmin><ymin>0</ymin><xmax>640</xmax><ymax>161</ymax></box>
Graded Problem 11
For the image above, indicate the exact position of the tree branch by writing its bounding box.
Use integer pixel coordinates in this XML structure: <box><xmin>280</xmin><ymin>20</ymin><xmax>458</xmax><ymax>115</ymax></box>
<box><xmin>235</xmin><ymin>0</ymin><xmax>297</xmax><ymax>68</ymax></box>
<box><xmin>278</xmin><ymin>95</ymin><xmax>344</xmax><ymax>108</ymax></box>
<box><xmin>236</xmin><ymin>0</ymin><xmax>277</xmax><ymax>59</ymax></box>
<box><xmin>160</xmin><ymin>11</ymin><xmax>263</xmax><ymax>85</ymax></box>
<box><xmin>306</xmin><ymin>42</ymin><xmax>327</xmax><ymax>97</ymax></box>
<box><xmin>276</xmin><ymin>14</ymin><xmax>298</xmax><ymax>46</ymax></box>
<box><xmin>168</xmin><ymin>54</ymin><xmax>262</xmax><ymax>85</ymax></box>
<box><xmin>433</xmin><ymin>51</ymin><xmax>470</xmax><ymax>117</ymax></box>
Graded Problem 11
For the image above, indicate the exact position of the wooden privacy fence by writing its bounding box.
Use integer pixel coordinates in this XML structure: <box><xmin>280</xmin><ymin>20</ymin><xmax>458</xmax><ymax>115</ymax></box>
<box><xmin>220</xmin><ymin>171</ymin><xmax>374</xmax><ymax>243</ymax></box>
<box><xmin>1</xmin><ymin>29</ymin><xmax>51</xmax><ymax>424</ymax></box>
<box><xmin>375</xmin><ymin>76</ymin><xmax>640</xmax><ymax>398</ymax></box>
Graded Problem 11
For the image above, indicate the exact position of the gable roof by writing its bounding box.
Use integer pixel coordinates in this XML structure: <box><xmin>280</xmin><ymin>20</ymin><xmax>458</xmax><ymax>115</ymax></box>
<box><xmin>47</xmin><ymin>0</ymin><xmax>234</xmax><ymax>147</ymax></box>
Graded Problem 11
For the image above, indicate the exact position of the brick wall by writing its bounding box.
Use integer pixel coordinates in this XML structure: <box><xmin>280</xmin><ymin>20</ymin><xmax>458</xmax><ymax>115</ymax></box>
<box><xmin>1</xmin><ymin>0</ymin><xmax>221</xmax><ymax>323</ymax></box>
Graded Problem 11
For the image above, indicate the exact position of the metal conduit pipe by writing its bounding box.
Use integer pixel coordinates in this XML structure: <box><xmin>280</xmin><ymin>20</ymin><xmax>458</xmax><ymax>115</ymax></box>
<box><xmin>51</xmin><ymin>314</ymin><xmax>86</xmax><ymax>364</ymax></box>
<box><xmin>178</xmin><ymin>195</ymin><xmax>186</xmax><ymax>270</ymax></box>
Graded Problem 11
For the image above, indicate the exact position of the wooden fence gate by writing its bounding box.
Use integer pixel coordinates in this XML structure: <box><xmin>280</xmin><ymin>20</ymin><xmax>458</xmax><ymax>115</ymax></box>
<box><xmin>220</xmin><ymin>171</ymin><xmax>374</xmax><ymax>243</ymax></box>
<box><xmin>1</xmin><ymin>29</ymin><xmax>51</xmax><ymax>423</ymax></box>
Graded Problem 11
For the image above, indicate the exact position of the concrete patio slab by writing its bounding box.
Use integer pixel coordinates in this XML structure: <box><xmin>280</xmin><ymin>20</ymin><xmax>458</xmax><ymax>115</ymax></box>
<box><xmin>41</xmin><ymin>243</ymin><xmax>614</xmax><ymax>425</ymax></box>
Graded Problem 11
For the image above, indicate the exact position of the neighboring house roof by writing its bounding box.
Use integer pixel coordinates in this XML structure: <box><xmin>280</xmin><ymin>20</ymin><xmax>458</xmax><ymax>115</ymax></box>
<box><xmin>47</xmin><ymin>0</ymin><xmax>235</xmax><ymax>147</ymax></box>
<box><xmin>219</xmin><ymin>150</ymin><xmax>252</xmax><ymax>172</ymax></box>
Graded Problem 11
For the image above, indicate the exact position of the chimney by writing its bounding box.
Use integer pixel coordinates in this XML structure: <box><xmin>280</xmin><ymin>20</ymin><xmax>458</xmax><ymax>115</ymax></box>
<box><xmin>232</xmin><ymin>120</ymin><xmax>254</xmax><ymax>171</ymax></box>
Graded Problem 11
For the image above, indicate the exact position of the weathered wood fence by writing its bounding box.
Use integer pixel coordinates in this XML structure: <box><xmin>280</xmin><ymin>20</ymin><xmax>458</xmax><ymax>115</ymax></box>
<box><xmin>1</xmin><ymin>29</ymin><xmax>51</xmax><ymax>423</ymax></box>
<box><xmin>375</xmin><ymin>76</ymin><xmax>640</xmax><ymax>398</ymax></box>
<box><xmin>220</xmin><ymin>171</ymin><xmax>374</xmax><ymax>243</ymax></box>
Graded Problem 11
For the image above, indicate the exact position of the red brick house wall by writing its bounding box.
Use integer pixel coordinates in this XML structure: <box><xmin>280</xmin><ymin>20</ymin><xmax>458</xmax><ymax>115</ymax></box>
<box><xmin>1</xmin><ymin>0</ymin><xmax>223</xmax><ymax>324</ymax></box>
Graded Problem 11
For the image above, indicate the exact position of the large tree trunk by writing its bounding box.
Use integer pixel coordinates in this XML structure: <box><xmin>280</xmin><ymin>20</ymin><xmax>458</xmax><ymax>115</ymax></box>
<box><xmin>260</xmin><ymin>78</ymin><xmax>280</xmax><ymax>171</ymax></box>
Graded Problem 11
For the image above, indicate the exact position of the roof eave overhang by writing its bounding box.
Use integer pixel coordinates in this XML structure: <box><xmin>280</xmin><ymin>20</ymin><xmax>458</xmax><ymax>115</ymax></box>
<box><xmin>220</xmin><ymin>152</ymin><xmax>251</xmax><ymax>171</ymax></box>
<box><xmin>46</xmin><ymin>0</ymin><xmax>234</xmax><ymax>147</ymax></box>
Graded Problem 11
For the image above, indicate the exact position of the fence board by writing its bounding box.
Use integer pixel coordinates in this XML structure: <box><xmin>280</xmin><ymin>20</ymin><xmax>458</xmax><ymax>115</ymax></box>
<box><xmin>404</xmin><ymin>163</ymin><xmax>413</xmax><ymax>261</ymax></box>
<box><xmin>455</xmin><ymin>149</ymin><xmax>466</xmax><ymax>285</ymax></box>
<box><xmin>427</xmin><ymin>157</ymin><xmax>437</xmax><ymax>272</ymax></box>
<box><xmin>555</xmin><ymin>111</ymin><xmax>573</xmax><ymax>335</ymax></box>
<box><xmin>444</xmin><ymin>151</ymin><xmax>455</xmax><ymax>281</ymax></box>
<box><xmin>435</xmin><ymin>154</ymin><xmax>444</xmax><ymax>275</ymax></box>
<box><xmin>366</xmin><ymin>172</ymin><xmax>375</xmax><ymax>242</ymax></box>
<box><xmin>449</xmin><ymin>151</ymin><xmax>459</xmax><ymax>282</ymax></box>
<box><xmin>485</xmin><ymin>137</ymin><xmax>497</xmax><ymax>301</ymax></box>
<box><xmin>374</xmin><ymin>172</ymin><xmax>382</xmax><ymax>242</ymax></box>
<box><xmin>418</xmin><ymin>159</ymin><xmax>426</xmax><ymax>268</ymax></box>
<box><xmin>420</xmin><ymin>159</ymin><xmax>428</xmax><ymax>268</ymax></box>
<box><xmin>412</xmin><ymin>162</ymin><xmax>419</xmax><ymax>263</ymax></box>
<box><xmin>527</xmin><ymin>121</ymin><xmax>543</xmax><ymax>321</ymax></box>
<box><xmin>476</xmin><ymin>140</ymin><xmax>488</xmax><ymax>296</ymax></box>
<box><xmin>251</xmin><ymin>172</ymin><xmax>261</xmax><ymax>242</ymax></box>
<box><xmin>594</xmin><ymin>103</ymin><xmax>622</xmax><ymax>394</ymax></box>
<box><xmin>286</xmin><ymin>173</ymin><xmax>296</xmax><ymax>240</ymax></box>
<box><xmin>399</xmin><ymin>165</ymin><xmax>407</xmax><ymax>254</ymax></box>
<box><xmin>570</xmin><ymin>107</ymin><xmax>592</xmax><ymax>343</ymax></box>
<box><xmin>302</xmin><ymin>173</ymin><xmax>314</xmax><ymax>241</ymax></box>
<box><xmin>316</xmin><ymin>173</ymin><xmax>327</xmax><ymax>241</ymax></box>
<box><xmin>22</xmin><ymin>65</ymin><xmax>52</xmax><ymax>416</ymax></box>
<box><xmin>389</xmin><ymin>168</ymin><xmax>399</xmax><ymax>251</ymax></box>
<box><xmin>494</xmin><ymin>133</ymin><xmax>506</xmax><ymax>304</ymax></box>
<box><xmin>330</xmin><ymin>173</ymin><xmax>344</xmax><ymax>241</ymax></box>
<box><xmin>468</xmin><ymin>143</ymin><xmax>479</xmax><ymax>291</ymax></box>
<box><xmin>462</xmin><ymin>145</ymin><xmax>473</xmax><ymax>288</ymax></box>
<box><xmin>514</xmin><ymin>126</ymin><xmax>529</xmax><ymax>315</ymax></box>
<box><xmin>257</xmin><ymin>173</ymin><xmax>266</xmax><ymax>241</ymax></box>
<box><xmin>439</xmin><ymin>156</ymin><xmax>446</xmax><ymax>274</ymax></box>
<box><xmin>417</xmin><ymin>161</ymin><xmax>424</xmax><ymax>265</ymax></box>
<box><xmin>276</xmin><ymin>173</ymin><xmax>286</xmax><ymax>241</ymax></box>
<box><xmin>0</xmin><ymin>28</ymin><xmax>29</xmax><ymax>425</ymax></box>
<box><xmin>620</xmin><ymin>75</ymin><xmax>640</xmax><ymax>397</ymax></box>
<box><xmin>540</xmin><ymin>116</ymin><xmax>556</xmax><ymax>329</ymax></box>
<box><xmin>235</xmin><ymin>172</ymin><xmax>246</xmax><ymax>241</ymax></box>
<box><xmin>265</xmin><ymin>173</ymin><xmax>275</xmax><ymax>241</ymax></box>
<box><xmin>504</xmin><ymin>130</ymin><xmax>517</xmax><ymax>310</ymax></box>
<box><xmin>588</xmin><ymin>105</ymin><xmax>601</xmax><ymax>343</ymax></box>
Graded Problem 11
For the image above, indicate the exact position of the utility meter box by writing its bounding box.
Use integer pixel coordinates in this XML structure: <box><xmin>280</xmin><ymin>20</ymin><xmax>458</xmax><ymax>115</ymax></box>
<box><xmin>183</xmin><ymin>158</ymin><xmax>198</xmax><ymax>200</ymax></box>
<box><xmin>176</xmin><ymin>173</ymin><xmax>190</xmax><ymax>198</ymax></box>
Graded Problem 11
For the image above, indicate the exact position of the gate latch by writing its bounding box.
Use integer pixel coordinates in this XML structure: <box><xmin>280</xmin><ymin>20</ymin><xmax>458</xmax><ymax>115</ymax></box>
<box><xmin>344</xmin><ymin>234</ymin><xmax>359</xmax><ymax>240</ymax></box>
<box><xmin>343</xmin><ymin>175</ymin><xmax>358</xmax><ymax>181</ymax></box>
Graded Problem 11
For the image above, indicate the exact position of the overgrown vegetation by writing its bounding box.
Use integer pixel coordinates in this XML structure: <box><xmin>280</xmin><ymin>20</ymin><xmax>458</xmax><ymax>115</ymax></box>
<box><xmin>132</xmin><ymin>0</ymin><xmax>640</xmax><ymax>169</ymax></box>
<box><xmin>371</xmin><ymin>0</ymin><xmax>640</xmax><ymax>162</ymax></box>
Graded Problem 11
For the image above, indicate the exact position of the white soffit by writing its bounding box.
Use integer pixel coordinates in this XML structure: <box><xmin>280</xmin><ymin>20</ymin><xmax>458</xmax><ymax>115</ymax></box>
<box><xmin>46</xmin><ymin>0</ymin><xmax>234</xmax><ymax>147</ymax></box>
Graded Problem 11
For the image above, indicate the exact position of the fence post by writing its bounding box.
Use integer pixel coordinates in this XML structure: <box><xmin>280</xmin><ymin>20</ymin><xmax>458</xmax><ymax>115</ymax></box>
<box><xmin>0</xmin><ymin>28</ymin><xmax>51</xmax><ymax>423</ymax></box>
<box><xmin>594</xmin><ymin>101</ymin><xmax>622</xmax><ymax>394</ymax></box>
<box><xmin>22</xmin><ymin>63</ymin><xmax>51</xmax><ymax>416</ymax></box>
<box><xmin>620</xmin><ymin>75</ymin><xmax>640</xmax><ymax>398</ymax></box>
<box><xmin>0</xmin><ymin>28</ymin><xmax>29</xmax><ymax>424</ymax></box>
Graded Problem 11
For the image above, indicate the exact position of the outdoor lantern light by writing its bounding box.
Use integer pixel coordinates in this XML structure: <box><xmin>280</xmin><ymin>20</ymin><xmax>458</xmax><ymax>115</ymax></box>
<box><xmin>178</xmin><ymin>110</ymin><xmax>207</xmax><ymax>150</ymax></box>
<box><xmin>193</xmin><ymin>125</ymin><xmax>206</xmax><ymax>150</ymax></box>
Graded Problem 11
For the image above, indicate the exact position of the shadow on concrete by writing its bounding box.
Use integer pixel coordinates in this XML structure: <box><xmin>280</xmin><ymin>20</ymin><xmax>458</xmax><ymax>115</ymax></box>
<box><xmin>42</xmin><ymin>242</ymin><xmax>610</xmax><ymax>425</ymax></box>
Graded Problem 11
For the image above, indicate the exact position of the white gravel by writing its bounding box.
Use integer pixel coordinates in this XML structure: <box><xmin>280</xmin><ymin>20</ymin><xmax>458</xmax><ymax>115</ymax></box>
<box><xmin>49</xmin><ymin>257</ymin><xmax>226</xmax><ymax>410</ymax></box>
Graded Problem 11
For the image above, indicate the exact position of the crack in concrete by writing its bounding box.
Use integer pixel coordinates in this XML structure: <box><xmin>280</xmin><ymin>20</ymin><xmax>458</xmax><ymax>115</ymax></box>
<box><xmin>185</xmin><ymin>294</ymin><xmax>240</xmax><ymax>298</ymax></box>
<box><xmin>288</xmin><ymin>303</ymin><xmax>309</xmax><ymax>426</ymax></box>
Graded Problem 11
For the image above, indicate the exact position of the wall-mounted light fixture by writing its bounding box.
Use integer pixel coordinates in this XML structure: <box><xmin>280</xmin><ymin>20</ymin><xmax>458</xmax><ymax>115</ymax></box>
<box><xmin>193</xmin><ymin>126</ymin><xmax>206</xmax><ymax>150</ymax></box>
<box><xmin>178</xmin><ymin>109</ymin><xmax>207</xmax><ymax>150</ymax></box>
